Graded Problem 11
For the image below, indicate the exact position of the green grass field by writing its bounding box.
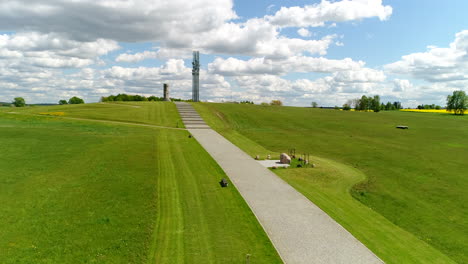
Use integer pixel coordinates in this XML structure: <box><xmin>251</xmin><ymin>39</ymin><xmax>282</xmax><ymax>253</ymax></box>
<box><xmin>8</xmin><ymin>101</ymin><xmax>183</xmax><ymax>128</ymax></box>
<box><xmin>193</xmin><ymin>102</ymin><xmax>467</xmax><ymax>263</ymax></box>
<box><xmin>0</xmin><ymin>103</ymin><xmax>281</xmax><ymax>263</ymax></box>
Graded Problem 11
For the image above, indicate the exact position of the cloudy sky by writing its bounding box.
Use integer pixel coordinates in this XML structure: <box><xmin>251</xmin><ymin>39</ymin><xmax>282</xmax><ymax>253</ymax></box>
<box><xmin>1</xmin><ymin>0</ymin><xmax>467</xmax><ymax>107</ymax></box>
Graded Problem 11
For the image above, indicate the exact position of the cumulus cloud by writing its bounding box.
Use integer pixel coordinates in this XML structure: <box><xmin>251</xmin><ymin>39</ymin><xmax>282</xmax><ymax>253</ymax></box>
<box><xmin>0</xmin><ymin>0</ymin><xmax>399</xmax><ymax>105</ymax></box>
<box><xmin>333</xmin><ymin>68</ymin><xmax>386</xmax><ymax>83</ymax></box>
<box><xmin>0</xmin><ymin>0</ymin><xmax>391</xmax><ymax>59</ymax></box>
<box><xmin>393</xmin><ymin>79</ymin><xmax>413</xmax><ymax>92</ymax></box>
<box><xmin>194</xmin><ymin>19</ymin><xmax>336</xmax><ymax>58</ymax></box>
<box><xmin>0</xmin><ymin>58</ymin><xmax>231</xmax><ymax>103</ymax></box>
<box><xmin>298</xmin><ymin>28</ymin><xmax>312</xmax><ymax>37</ymax></box>
<box><xmin>385</xmin><ymin>30</ymin><xmax>468</xmax><ymax>83</ymax></box>
<box><xmin>267</xmin><ymin>0</ymin><xmax>392</xmax><ymax>28</ymax></box>
<box><xmin>0</xmin><ymin>32</ymin><xmax>119</xmax><ymax>68</ymax></box>
<box><xmin>116</xmin><ymin>51</ymin><xmax>159</xmax><ymax>63</ymax></box>
<box><xmin>208</xmin><ymin>56</ymin><xmax>365</xmax><ymax>76</ymax></box>
<box><xmin>0</xmin><ymin>0</ymin><xmax>237</xmax><ymax>42</ymax></box>
<box><xmin>231</xmin><ymin>64</ymin><xmax>386</xmax><ymax>103</ymax></box>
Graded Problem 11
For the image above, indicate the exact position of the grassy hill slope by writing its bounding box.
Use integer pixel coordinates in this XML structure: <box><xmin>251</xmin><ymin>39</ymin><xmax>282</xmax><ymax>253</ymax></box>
<box><xmin>0</xmin><ymin>103</ymin><xmax>281</xmax><ymax>263</ymax></box>
<box><xmin>7</xmin><ymin>101</ymin><xmax>183</xmax><ymax>128</ymax></box>
<box><xmin>193</xmin><ymin>102</ymin><xmax>467</xmax><ymax>263</ymax></box>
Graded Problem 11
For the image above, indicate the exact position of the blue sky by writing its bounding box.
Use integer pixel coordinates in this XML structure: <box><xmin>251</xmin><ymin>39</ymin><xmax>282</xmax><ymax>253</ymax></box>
<box><xmin>0</xmin><ymin>0</ymin><xmax>467</xmax><ymax>106</ymax></box>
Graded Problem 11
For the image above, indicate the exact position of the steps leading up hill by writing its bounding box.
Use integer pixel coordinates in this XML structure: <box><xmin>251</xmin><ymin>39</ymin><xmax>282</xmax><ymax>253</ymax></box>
<box><xmin>175</xmin><ymin>102</ymin><xmax>210</xmax><ymax>129</ymax></box>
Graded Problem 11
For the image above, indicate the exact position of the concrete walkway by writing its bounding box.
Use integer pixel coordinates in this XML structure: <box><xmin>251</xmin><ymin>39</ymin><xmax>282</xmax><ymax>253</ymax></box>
<box><xmin>176</xmin><ymin>102</ymin><xmax>383</xmax><ymax>264</ymax></box>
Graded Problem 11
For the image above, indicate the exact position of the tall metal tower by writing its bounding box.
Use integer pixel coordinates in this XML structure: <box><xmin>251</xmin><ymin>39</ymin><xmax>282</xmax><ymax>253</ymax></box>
<box><xmin>192</xmin><ymin>51</ymin><xmax>200</xmax><ymax>102</ymax></box>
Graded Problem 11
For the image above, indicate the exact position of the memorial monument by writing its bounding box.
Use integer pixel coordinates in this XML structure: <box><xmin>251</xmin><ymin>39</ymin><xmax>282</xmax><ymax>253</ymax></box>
<box><xmin>163</xmin><ymin>83</ymin><xmax>170</xmax><ymax>101</ymax></box>
<box><xmin>192</xmin><ymin>51</ymin><xmax>200</xmax><ymax>102</ymax></box>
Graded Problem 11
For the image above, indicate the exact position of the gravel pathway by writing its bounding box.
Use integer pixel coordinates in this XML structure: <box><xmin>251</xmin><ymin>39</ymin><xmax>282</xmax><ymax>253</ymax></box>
<box><xmin>176</xmin><ymin>102</ymin><xmax>384</xmax><ymax>264</ymax></box>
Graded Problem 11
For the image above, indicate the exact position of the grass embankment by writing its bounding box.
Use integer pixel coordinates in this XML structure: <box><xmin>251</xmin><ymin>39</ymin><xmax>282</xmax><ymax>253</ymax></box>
<box><xmin>8</xmin><ymin>101</ymin><xmax>183</xmax><ymax>128</ymax></box>
<box><xmin>0</xmin><ymin>103</ymin><xmax>281</xmax><ymax>263</ymax></box>
<box><xmin>193</xmin><ymin>102</ymin><xmax>467</xmax><ymax>263</ymax></box>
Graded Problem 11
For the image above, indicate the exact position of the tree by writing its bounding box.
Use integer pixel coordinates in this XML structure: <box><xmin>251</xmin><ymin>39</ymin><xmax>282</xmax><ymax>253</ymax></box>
<box><xmin>358</xmin><ymin>95</ymin><xmax>369</xmax><ymax>111</ymax></box>
<box><xmin>311</xmin><ymin>102</ymin><xmax>318</xmax><ymax>108</ymax></box>
<box><xmin>68</xmin><ymin>96</ymin><xmax>85</xmax><ymax>104</ymax></box>
<box><xmin>13</xmin><ymin>97</ymin><xmax>26</xmax><ymax>107</ymax></box>
<box><xmin>446</xmin><ymin>90</ymin><xmax>468</xmax><ymax>115</ymax></box>
<box><xmin>342</xmin><ymin>103</ymin><xmax>351</xmax><ymax>111</ymax></box>
<box><xmin>59</xmin><ymin>100</ymin><xmax>68</xmax><ymax>105</ymax></box>
<box><xmin>270</xmin><ymin>100</ymin><xmax>283</xmax><ymax>106</ymax></box>
<box><xmin>371</xmin><ymin>95</ymin><xmax>380</xmax><ymax>112</ymax></box>
<box><xmin>393</xmin><ymin>101</ymin><xmax>402</xmax><ymax>110</ymax></box>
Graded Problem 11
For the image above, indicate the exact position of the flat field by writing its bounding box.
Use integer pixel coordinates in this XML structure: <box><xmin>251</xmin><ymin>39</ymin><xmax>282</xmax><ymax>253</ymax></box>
<box><xmin>0</xmin><ymin>103</ymin><xmax>281</xmax><ymax>263</ymax></box>
<box><xmin>193</xmin><ymin>102</ymin><xmax>467</xmax><ymax>264</ymax></box>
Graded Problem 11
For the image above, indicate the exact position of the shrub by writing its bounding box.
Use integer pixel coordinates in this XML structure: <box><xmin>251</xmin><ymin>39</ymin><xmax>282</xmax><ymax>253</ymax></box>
<box><xmin>270</xmin><ymin>100</ymin><xmax>283</xmax><ymax>106</ymax></box>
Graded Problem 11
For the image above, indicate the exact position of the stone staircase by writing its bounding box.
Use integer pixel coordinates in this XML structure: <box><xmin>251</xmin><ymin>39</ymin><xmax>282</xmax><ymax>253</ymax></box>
<box><xmin>175</xmin><ymin>102</ymin><xmax>210</xmax><ymax>129</ymax></box>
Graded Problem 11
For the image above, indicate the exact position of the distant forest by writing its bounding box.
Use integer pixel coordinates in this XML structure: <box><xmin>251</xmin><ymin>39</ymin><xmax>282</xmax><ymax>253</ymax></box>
<box><xmin>100</xmin><ymin>94</ymin><xmax>185</xmax><ymax>102</ymax></box>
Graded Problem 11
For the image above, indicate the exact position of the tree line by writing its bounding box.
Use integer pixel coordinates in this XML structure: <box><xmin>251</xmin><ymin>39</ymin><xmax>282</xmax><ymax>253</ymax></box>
<box><xmin>341</xmin><ymin>95</ymin><xmax>402</xmax><ymax>112</ymax></box>
<box><xmin>338</xmin><ymin>90</ymin><xmax>467</xmax><ymax>115</ymax></box>
<box><xmin>416</xmin><ymin>104</ymin><xmax>442</xmax><ymax>110</ymax></box>
<box><xmin>100</xmin><ymin>94</ymin><xmax>183</xmax><ymax>102</ymax></box>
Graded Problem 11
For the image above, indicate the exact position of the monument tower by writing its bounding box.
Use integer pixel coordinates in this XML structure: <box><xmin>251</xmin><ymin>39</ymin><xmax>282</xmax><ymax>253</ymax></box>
<box><xmin>192</xmin><ymin>51</ymin><xmax>200</xmax><ymax>102</ymax></box>
<box><xmin>163</xmin><ymin>83</ymin><xmax>170</xmax><ymax>101</ymax></box>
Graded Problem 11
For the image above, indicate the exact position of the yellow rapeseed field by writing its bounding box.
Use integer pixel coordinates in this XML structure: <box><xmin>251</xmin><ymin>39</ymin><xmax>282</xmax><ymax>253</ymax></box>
<box><xmin>400</xmin><ymin>109</ymin><xmax>452</xmax><ymax>114</ymax></box>
<box><xmin>38</xmin><ymin>112</ymin><xmax>65</xmax><ymax>116</ymax></box>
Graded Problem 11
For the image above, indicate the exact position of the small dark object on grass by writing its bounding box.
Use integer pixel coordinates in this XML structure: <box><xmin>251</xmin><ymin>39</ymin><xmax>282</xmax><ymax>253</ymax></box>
<box><xmin>219</xmin><ymin>178</ymin><xmax>229</xmax><ymax>187</ymax></box>
<box><xmin>271</xmin><ymin>166</ymin><xmax>277</xmax><ymax>169</ymax></box>
<box><xmin>396</xmin><ymin>125</ymin><xmax>409</xmax><ymax>129</ymax></box>
<box><xmin>188</xmin><ymin>134</ymin><xmax>192</xmax><ymax>138</ymax></box>
<box><xmin>297</xmin><ymin>164</ymin><xmax>303</xmax><ymax>168</ymax></box>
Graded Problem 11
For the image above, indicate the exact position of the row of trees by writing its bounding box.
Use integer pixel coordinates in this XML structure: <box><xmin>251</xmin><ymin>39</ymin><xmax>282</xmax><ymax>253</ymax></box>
<box><xmin>59</xmin><ymin>96</ymin><xmax>85</xmax><ymax>105</ymax></box>
<box><xmin>341</xmin><ymin>95</ymin><xmax>400</xmax><ymax>112</ymax></box>
<box><xmin>10</xmin><ymin>97</ymin><xmax>85</xmax><ymax>107</ymax></box>
<box><xmin>417</xmin><ymin>104</ymin><xmax>442</xmax><ymax>110</ymax></box>
<box><xmin>100</xmin><ymin>93</ymin><xmax>184</xmax><ymax>102</ymax></box>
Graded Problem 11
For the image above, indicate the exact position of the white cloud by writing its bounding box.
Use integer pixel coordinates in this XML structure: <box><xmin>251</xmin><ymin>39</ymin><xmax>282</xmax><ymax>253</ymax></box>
<box><xmin>208</xmin><ymin>56</ymin><xmax>364</xmax><ymax>76</ymax></box>
<box><xmin>116</xmin><ymin>51</ymin><xmax>159</xmax><ymax>63</ymax></box>
<box><xmin>0</xmin><ymin>0</ymin><xmax>392</xmax><ymax>59</ymax></box>
<box><xmin>0</xmin><ymin>0</ymin><xmax>237</xmax><ymax>43</ymax></box>
<box><xmin>267</xmin><ymin>0</ymin><xmax>392</xmax><ymax>28</ymax></box>
<box><xmin>0</xmin><ymin>0</ymin><xmax>401</xmax><ymax>105</ymax></box>
<box><xmin>298</xmin><ymin>28</ymin><xmax>312</xmax><ymax>37</ymax></box>
<box><xmin>333</xmin><ymin>68</ymin><xmax>386</xmax><ymax>83</ymax></box>
<box><xmin>193</xmin><ymin>19</ymin><xmax>336</xmax><ymax>58</ymax></box>
<box><xmin>385</xmin><ymin>30</ymin><xmax>468</xmax><ymax>83</ymax></box>
<box><xmin>229</xmin><ymin>65</ymin><xmax>387</xmax><ymax>106</ymax></box>
<box><xmin>393</xmin><ymin>79</ymin><xmax>412</xmax><ymax>92</ymax></box>
<box><xmin>0</xmin><ymin>32</ymin><xmax>119</xmax><ymax>68</ymax></box>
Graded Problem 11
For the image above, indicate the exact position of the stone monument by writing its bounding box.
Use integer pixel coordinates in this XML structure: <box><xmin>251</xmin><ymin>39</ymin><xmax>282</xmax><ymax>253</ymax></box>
<box><xmin>192</xmin><ymin>51</ymin><xmax>200</xmax><ymax>102</ymax></box>
<box><xmin>280</xmin><ymin>153</ymin><xmax>291</xmax><ymax>164</ymax></box>
<box><xmin>163</xmin><ymin>83</ymin><xmax>170</xmax><ymax>101</ymax></box>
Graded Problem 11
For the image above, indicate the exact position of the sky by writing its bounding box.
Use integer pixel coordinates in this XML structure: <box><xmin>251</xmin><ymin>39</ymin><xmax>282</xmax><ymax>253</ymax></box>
<box><xmin>1</xmin><ymin>0</ymin><xmax>467</xmax><ymax>107</ymax></box>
